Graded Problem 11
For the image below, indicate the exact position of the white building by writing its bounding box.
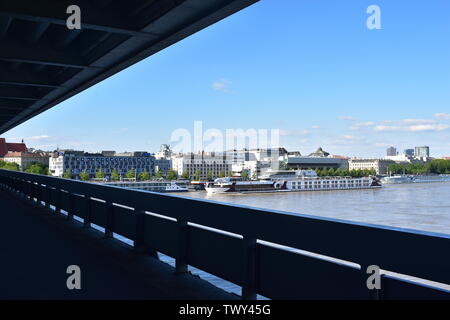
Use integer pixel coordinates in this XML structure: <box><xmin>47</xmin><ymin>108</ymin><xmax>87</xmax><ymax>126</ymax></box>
<box><xmin>415</xmin><ymin>146</ymin><xmax>430</xmax><ymax>158</ymax></box>
<box><xmin>2</xmin><ymin>151</ymin><xmax>49</xmax><ymax>170</ymax></box>
<box><xmin>384</xmin><ymin>154</ymin><xmax>412</xmax><ymax>163</ymax></box>
<box><xmin>155</xmin><ymin>144</ymin><xmax>172</xmax><ymax>159</ymax></box>
<box><xmin>348</xmin><ymin>158</ymin><xmax>395</xmax><ymax>175</ymax></box>
<box><xmin>231</xmin><ymin>160</ymin><xmax>271</xmax><ymax>179</ymax></box>
<box><xmin>172</xmin><ymin>153</ymin><xmax>232</xmax><ymax>180</ymax></box>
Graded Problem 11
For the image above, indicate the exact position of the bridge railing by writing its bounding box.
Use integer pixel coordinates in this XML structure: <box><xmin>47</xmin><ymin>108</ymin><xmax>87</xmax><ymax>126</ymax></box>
<box><xmin>0</xmin><ymin>169</ymin><xmax>449</xmax><ymax>299</ymax></box>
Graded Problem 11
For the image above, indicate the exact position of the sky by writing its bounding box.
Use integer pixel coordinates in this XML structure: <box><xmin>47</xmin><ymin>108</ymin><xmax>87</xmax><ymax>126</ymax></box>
<box><xmin>3</xmin><ymin>0</ymin><xmax>450</xmax><ymax>157</ymax></box>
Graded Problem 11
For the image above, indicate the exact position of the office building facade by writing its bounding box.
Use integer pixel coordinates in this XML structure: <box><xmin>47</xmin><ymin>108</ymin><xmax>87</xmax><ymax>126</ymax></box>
<box><xmin>348</xmin><ymin>158</ymin><xmax>395</xmax><ymax>175</ymax></box>
<box><xmin>49</xmin><ymin>151</ymin><xmax>155</xmax><ymax>179</ymax></box>
<box><xmin>414</xmin><ymin>146</ymin><xmax>430</xmax><ymax>158</ymax></box>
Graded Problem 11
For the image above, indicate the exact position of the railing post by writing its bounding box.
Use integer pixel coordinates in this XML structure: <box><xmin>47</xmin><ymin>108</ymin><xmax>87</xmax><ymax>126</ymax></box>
<box><xmin>44</xmin><ymin>185</ymin><xmax>51</xmax><ymax>210</ymax></box>
<box><xmin>54</xmin><ymin>188</ymin><xmax>62</xmax><ymax>213</ymax></box>
<box><xmin>134</xmin><ymin>209</ymin><xmax>158</xmax><ymax>258</ymax></box>
<box><xmin>31</xmin><ymin>182</ymin><xmax>37</xmax><ymax>203</ymax></box>
<box><xmin>104</xmin><ymin>201</ymin><xmax>114</xmax><ymax>238</ymax></box>
<box><xmin>134</xmin><ymin>209</ymin><xmax>146</xmax><ymax>253</ymax></box>
<box><xmin>20</xmin><ymin>179</ymin><xmax>26</xmax><ymax>198</ymax></box>
<box><xmin>175</xmin><ymin>220</ymin><xmax>188</xmax><ymax>274</ymax></box>
<box><xmin>67</xmin><ymin>193</ymin><xmax>75</xmax><ymax>220</ymax></box>
<box><xmin>242</xmin><ymin>236</ymin><xmax>257</xmax><ymax>300</ymax></box>
<box><xmin>83</xmin><ymin>195</ymin><xmax>91</xmax><ymax>228</ymax></box>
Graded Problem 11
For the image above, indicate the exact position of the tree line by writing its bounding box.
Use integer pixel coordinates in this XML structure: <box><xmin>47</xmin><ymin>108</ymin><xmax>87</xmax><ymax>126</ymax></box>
<box><xmin>0</xmin><ymin>161</ymin><xmax>50</xmax><ymax>175</ymax></box>
<box><xmin>62</xmin><ymin>168</ymin><xmax>180</xmax><ymax>181</ymax></box>
<box><xmin>388</xmin><ymin>159</ymin><xmax>450</xmax><ymax>175</ymax></box>
<box><xmin>314</xmin><ymin>168</ymin><xmax>377</xmax><ymax>178</ymax></box>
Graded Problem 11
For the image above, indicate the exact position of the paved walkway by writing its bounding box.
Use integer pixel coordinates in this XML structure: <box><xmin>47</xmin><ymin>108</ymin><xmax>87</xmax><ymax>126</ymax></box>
<box><xmin>0</xmin><ymin>191</ymin><xmax>237</xmax><ymax>300</ymax></box>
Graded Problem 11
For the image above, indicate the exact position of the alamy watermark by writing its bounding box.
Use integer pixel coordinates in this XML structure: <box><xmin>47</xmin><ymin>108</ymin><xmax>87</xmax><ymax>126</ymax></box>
<box><xmin>367</xmin><ymin>5</ymin><xmax>382</xmax><ymax>30</ymax></box>
<box><xmin>66</xmin><ymin>265</ymin><xmax>81</xmax><ymax>290</ymax></box>
<box><xmin>170</xmin><ymin>121</ymin><xmax>281</xmax><ymax>170</ymax></box>
<box><xmin>366</xmin><ymin>265</ymin><xmax>381</xmax><ymax>290</ymax></box>
<box><xmin>66</xmin><ymin>5</ymin><xmax>81</xmax><ymax>30</ymax></box>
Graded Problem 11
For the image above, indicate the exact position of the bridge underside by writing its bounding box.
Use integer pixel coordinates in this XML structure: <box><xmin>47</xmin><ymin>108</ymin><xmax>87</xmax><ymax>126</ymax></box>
<box><xmin>0</xmin><ymin>0</ymin><xmax>258</xmax><ymax>134</ymax></box>
<box><xmin>0</xmin><ymin>190</ymin><xmax>236</xmax><ymax>299</ymax></box>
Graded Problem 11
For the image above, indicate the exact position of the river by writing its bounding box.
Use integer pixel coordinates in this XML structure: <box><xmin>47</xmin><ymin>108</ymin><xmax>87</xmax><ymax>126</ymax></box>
<box><xmin>160</xmin><ymin>182</ymin><xmax>450</xmax><ymax>297</ymax></box>
<box><xmin>176</xmin><ymin>182</ymin><xmax>450</xmax><ymax>235</ymax></box>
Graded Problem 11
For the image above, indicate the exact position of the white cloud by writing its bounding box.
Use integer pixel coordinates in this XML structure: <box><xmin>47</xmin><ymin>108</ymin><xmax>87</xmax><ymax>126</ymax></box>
<box><xmin>350</xmin><ymin>121</ymin><xmax>375</xmax><ymax>130</ymax></box>
<box><xmin>279</xmin><ymin>129</ymin><xmax>310</xmax><ymax>136</ymax></box>
<box><xmin>400</xmin><ymin>119</ymin><xmax>436</xmax><ymax>124</ymax></box>
<box><xmin>9</xmin><ymin>135</ymin><xmax>50</xmax><ymax>142</ymax></box>
<box><xmin>374</xmin><ymin>124</ymin><xmax>449</xmax><ymax>132</ymax></box>
<box><xmin>311</xmin><ymin>125</ymin><xmax>320</xmax><ymax>129</ymax></box>
<box><xmin>375</xmin><ymin>142</ymin><xmax>391</xmax><ymax>147</ymax></box>
<box><xmin>341</xmin><ymin>135</ymin><xmax>363</xmax><ymax>141</ymax></box>
<box><xmin>27</xmin><ymin>135</ymin><xmax>50</xmax><ymax>140</ymax></box>
<box><xmin>212</xmin><ymin>79</ymin><xmax>230</xmax><ymax>92</ymax></box>
<box><xmin>434</xmin><ymin>113</ymin><xmax>450</xmax><ymax>120</ymax></box>
<box><xmin>337</xmin><ymin>116</ymin><xmax>355</xmax><ymax>121</ymax></box>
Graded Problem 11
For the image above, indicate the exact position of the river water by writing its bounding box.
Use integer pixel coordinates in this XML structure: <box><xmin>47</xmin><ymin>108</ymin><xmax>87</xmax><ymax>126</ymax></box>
<box><xmin>166</xmin><ymin>182</ymin><xmax>450</xmax><ymax>297</ymax></box>
<box><xmin>177</xmin><ymin>182</ymin><xmax>450</xmax><ymax>235</ymax></box>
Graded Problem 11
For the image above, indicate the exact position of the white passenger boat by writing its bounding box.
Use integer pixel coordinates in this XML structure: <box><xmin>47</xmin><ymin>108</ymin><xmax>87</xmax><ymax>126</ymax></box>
<box><xmin>381</xmin><ymin>174</ymin><xmax>450</xmax><ymax>184</ymax></box>
<box><xmin>205</xmin><ymin>170</ymin><xmax>381</xmax><ymax>194</ymax></box>
<box><xmin>380</xmin><ymin>175</ymin><xmax>414</xmax><ymax>184</ymax></box>
<box><xmin>102</xmin><ymin>180</ymin><xmax>189</xmax><ymax>193</ymax></box>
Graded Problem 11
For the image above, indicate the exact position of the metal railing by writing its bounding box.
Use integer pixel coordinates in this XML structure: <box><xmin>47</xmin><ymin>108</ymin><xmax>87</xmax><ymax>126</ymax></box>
<box><xmin>1</xmin><ymin>169</ymin><xmax>449</xmax><ymax>299</ymax></box>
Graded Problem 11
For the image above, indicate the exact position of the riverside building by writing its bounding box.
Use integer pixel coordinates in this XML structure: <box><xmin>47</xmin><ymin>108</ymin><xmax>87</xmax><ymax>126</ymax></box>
<box><xmin>348</xmin><ymin>158</ymin><xmax>395</xmax><ymax>175</ymax></box>
<box><xmin>172</xmin><ymin>152</ymin><xmax>232</xmax><ymax>180</ymax></box>
<box><xmin>49</xmin><ymin>150</ymin><xmax>156</xmax><ymax>179</ymax></box>
<box><xmin>2</xmin><ymin>151</ymin><xmax>49</xmax><ymax>170</ymax></box>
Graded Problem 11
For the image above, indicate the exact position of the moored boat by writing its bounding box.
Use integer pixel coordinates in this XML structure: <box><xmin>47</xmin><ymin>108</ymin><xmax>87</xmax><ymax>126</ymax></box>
<box><xmin>205</xmin><ymin>170</ymin><xmax>381</xmax><ymax>194</ymax></box>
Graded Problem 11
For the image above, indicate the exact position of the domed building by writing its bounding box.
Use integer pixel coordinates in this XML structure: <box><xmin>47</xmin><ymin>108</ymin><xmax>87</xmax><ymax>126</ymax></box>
<box><xmin>308</xmin><ymin>147</ymin><xmax>330</xmax><ymax>158</ymax></box>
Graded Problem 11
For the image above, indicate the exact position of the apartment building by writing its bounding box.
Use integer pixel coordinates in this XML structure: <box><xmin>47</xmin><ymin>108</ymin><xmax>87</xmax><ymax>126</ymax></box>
<box><xmin>2</xmin><ymin>151</ymin><xmax>49</xmax><ymax>170</ymax></box>
<box><xmin>49</xmin><ymin>150</ymin><xmax>155</xmax><ymax>178</ymax></box>
<box><xmin>172</xmin><ymin>153</ymin><xmax>232</xmax><ymax>180</ymax></box>
<box><xmin>348</xmin><ymin>158</ymin><xmax>395</xmax><ymax>175</ymax></box>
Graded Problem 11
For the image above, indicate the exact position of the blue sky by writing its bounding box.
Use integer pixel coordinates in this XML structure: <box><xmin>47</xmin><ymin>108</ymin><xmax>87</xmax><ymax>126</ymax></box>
<box><xmin>3</xmin><ymin>0</ymin><xmax>450</xmax><ymax>157</ymax></box>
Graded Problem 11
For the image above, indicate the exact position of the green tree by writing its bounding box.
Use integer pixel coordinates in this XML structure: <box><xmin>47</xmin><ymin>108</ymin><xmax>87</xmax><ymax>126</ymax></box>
<box><xmin>95</xmin><ymin>169</ymin><xmax>106</xmax><ymax>179</ymax></box>
<box><xmin>25</xmin><ymin>162</ymin><xmax>48</xmax><ymax>175</ymax></box>
<box><xmin>319</xmin><ymin>168</ymin><xmax>328</xmax><ymax>177</ymax></box>
<box><xmin>228</xmin><ymin>171</ymin><xmax>234</xmax><ymax>178</ymax></box>
<box><xmin>252</xmin><ymin>171</ymin><xmax>257</xmax><ymax>180</ymax></box>
<box><xmin>63</xmin><ymin>169</ymin><xmax>72</xmax><ymax>179</ymax></box>
<box><xmin>125</xmin><ymin>169</ymin><xmax>136</xmax><ymax>180</ymax></box>
<box><xmin>181</xmin><ymin>171</ymin><xmax>190</xmax><ymax>180</ymax></box>
<box><xmin>0</xmin><ymin>161</ymin><xmax>19</xmax><ymax>171</ymax></box>
<box><xmin>110</xmin><ymin>169</ymin><xmax>120</xmax><ymax>181</ymax></box>
<box><xmin>328</xmin><ymin>168</ymin><xmax>335</xmax><ymax>176</ymax></box>
<box><xmin>155</xmin><ymin>169</ymin><xmax>163</xmax><ymax>179</ymax></box>
<box><xmin>342</xmin><ymin>169</ymin><xmax>350</xmax><ymax>177</ymax></box>
<box><xmin>194</xmin><ymin>170</ymin><xmax>201</xmax><ymax>181</ymax></box>
<box><xmin>79</xmin><ymin>170</ymin><xmax>90</xmax><ymax>181</ymax></box>
<box><xmin>335</xmin><ymin>168</ymin><xmax>343</xmax><ymax>177</ymax></box>
<box><xmin>218</xmin><ymin>170</ymin><xmax>225</xmax><ymax>178</ymax></box>
<box><xmin>241</xmin><ymin>169</ymin><xmax>248</xmax><ymax>180</ymax></box>
<box><xmin>139</xmin><ymin>169</ymin><xmax>150</xmax><ymax>181</ymax></box>
<box><xmin>167</xmin><ymin>170</ymin><xmax>178</xmax><ymax>180</ymax></box>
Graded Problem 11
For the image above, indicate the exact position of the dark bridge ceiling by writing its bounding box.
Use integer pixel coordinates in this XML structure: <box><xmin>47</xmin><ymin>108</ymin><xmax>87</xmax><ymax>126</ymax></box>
<box><xmin>0</xmin><ymin>0</ymin><xmax>258</xmax><ymax>134</ymax></box>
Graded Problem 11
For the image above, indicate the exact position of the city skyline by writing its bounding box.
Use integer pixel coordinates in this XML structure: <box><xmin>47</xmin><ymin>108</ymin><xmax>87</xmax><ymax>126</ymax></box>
<box><xmin>2</xmin><ymin>0</ymin><xmax>450</xmax><ymax>157</ymax></box>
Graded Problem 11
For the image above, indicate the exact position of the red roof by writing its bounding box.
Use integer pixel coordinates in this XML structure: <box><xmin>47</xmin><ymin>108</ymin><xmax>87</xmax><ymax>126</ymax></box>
<box><xmin>4</xmin><ymin>151</ymin><xmax>47</xmax><ymax>158</ymax></box>
<box><xmin>0</xmin><ymin>138</ymin><xmax>27</xmax><ymax>157</ymax></box>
